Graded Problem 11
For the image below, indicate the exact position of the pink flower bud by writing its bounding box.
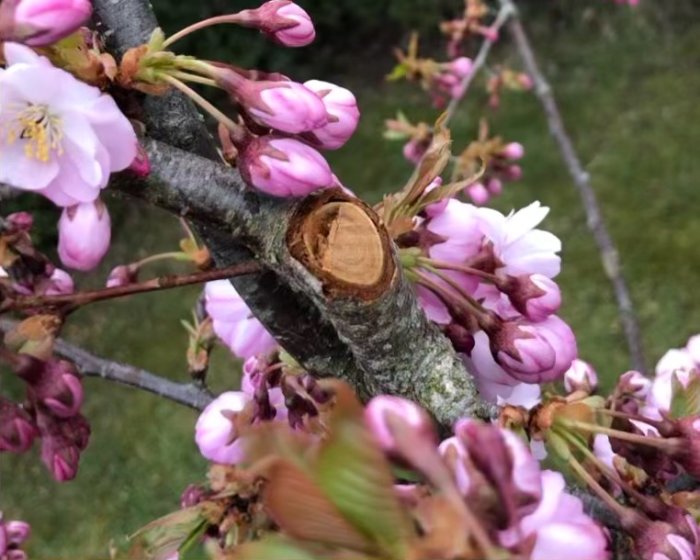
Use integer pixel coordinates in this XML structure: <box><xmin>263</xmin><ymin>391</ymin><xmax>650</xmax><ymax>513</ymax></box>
<box><xmin>5</xmin><ymin>521</ymin><xmax>30</xmax><ymax>546</ymax></box>
<box><xmin>241</xmin><ymin>0</ymin><xmax>315</xmax><ymax>47</ymax></box>
<box><xmin>502</xmin><ymin>274</ymin><xmax>561</xmax><ymax>322</ymax></box>
<box><xmin>105</xmin><ymin>264</ymin><xmax>139</xmax><ymax>288</ymax></box>
<box><xmin>217</xmin><ymin>69</ymin><xmax>327</xmax><ymax>133</ymax></box>
<box><xmin>0</xmin><ymin>399</ymin><xmax>38</xmax><ymax>453</ymax></box>
<box><xmin>5</xmin><ymin>0</ymin><xmax>92</xmax><ymax>47</ymax></box>
<box><xmin>486</xmin><ymin>178</ymin><xmax>503</xmax><ymax>195</ymax></box>
<box><xmin>502</xmin><ymin>142</ymin><xmax>525</xmax><ymax>160</ymax></box>
<box><xmin>302</xmin><ymin>80</ymin><xmax>360</xmax><ymax>150</ymax></box>
<box><xmin>364</xmin><ymin>396</ymin><xmax>435</xmax><ymax>456</ymax></box>
<box><xmin>438</xmin><ymin>436</ymin><xmax>473</xmax><ymax>495</ymax></box>
<box><xmin>238</xmin><ymin>135</ymin><xmax>333</xmax><ymax>197</ymax></box>
<box><xmin>563</xmin><ymin>359</ymin><xmax>598</xmax><ymax>393</ymax></box>
<box><xmin>503</xmin><ymin>164</ymin><xmax>523</xmax><ymax>181</ymax></box>
<box><xmin>402</xmin><ymin>138</ymin><xmax>427</xmax><ymax>164</ymax></box>
<box><xmin>195</xmin><ymin>391</ymin><xmax>251</xmax><ymax>464</ymax></box>
<box><xmin>58</xmin><ymin>201</ymin><xmax>111</xmax><ymax>271</ymax></box>
<box><xmin>44</xmin><ymin>268</ymin><xmax>74</xmax><ymax>296</ymax></box>
<box><xmin>618</xmin><ymin>370</ymin><xmax>651</xmax><ymax>398</ymax></box>
<box><xmin>38</xmin><ymin>413</ymin><xmax>90</xmax><ymax>482</ymax></box>
<box><xmin>423</xmin><ymin>177</ymin><xmax>448</xmax><ymax>217</ymax></box>
<box><xmin>488</xmin><ymin>320</ymin><xmax>557</xmax><ymax>381</ymax></box>
<box><xmin>449</xmin><ymin>56</ymin><xmax>473</xmax><ymax>79</ymax></box>
<box><xmin>466</xmin><ymin>182</ymin><xmax>490</xmax><ymax>205</ymax></box>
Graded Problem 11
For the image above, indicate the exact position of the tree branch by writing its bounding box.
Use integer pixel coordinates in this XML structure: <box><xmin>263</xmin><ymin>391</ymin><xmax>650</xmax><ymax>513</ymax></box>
<box><xmin>504</xmin><ymin>0</ymin><xmax>646</xmax><ymax>373</ymax></box>
<box><xmin>0</xmin><ymin>318</ymin><xmax>212</xmax><ymax>410</ymax></box>
<box><xmin>1</xmin><ymin>261</ymin><xmax>261</xmax><ymax>313</ymax></box>
<box><xmin>443</xmin><ymin>2</ymin><xmax>515</xmax><ymax>125</ymax></box>
<box><xmin>91</xmin><ymin>0</ymin><xmax>493</xmax><ymax>425</ymax></box>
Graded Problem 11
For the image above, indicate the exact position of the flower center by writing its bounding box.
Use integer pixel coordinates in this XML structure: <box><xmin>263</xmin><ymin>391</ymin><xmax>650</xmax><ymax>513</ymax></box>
<box><xmin>5</xmin><ymin>104</ymin><xmax>64</xmax><ymax>163</ymax></box>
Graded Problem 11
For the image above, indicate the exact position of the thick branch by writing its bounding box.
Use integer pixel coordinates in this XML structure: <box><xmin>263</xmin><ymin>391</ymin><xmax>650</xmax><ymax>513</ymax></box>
<box><xmin>505</xmin><ymin>0</ymin><xmax>646</xmax><ymax>373</ymax></box>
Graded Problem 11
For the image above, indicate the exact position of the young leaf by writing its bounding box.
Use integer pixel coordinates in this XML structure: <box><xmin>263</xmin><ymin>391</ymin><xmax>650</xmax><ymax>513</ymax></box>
<box><xmin>233</xmin><ymin>536</ymin><xmax>324</xmax><ymax>560</ymax></box>
<box><xmin>314</xmin><ymin>383</ymin><xmax>413</xmax><ymax>559</ymax></box>
<box><xmin>262</xmin><ymin>458</ymin><xmax>373</xmax><ymax>553</ymax></box>
<box><xmin>670</xmin><ymin>372</ymin><xmax>700</xmax><ymax>418</ymax></box>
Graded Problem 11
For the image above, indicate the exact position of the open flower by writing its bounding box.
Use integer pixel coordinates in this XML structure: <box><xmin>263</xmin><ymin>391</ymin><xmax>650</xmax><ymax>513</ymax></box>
<box><xmin>0</xmin><ymin>43</ymin><xmax>137</xmax><ymax>207</ymax></box>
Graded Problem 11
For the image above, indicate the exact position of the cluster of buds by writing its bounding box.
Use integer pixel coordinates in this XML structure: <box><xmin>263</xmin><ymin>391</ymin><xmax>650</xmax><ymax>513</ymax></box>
<box><xmin>389</xmin><ymin>34</ymin><xmax>474</xmax><ymax>109</ymax></box>
<box><xmin>0</xmin><ymin>352</ymin><xmax>89</xmax><ymax>482</ymax></box>
<box><xmin>364</xmin><ymin>396</ymin><xmax>609</xmax><ymax>559</ymax></box>
<box><xmin>119</xmin><ymin>1</ymin><xmax>359</xmax><ymax>198</ymax></box>
<box><xmin>510</xmin><ymin>342</ymin><xmax>700</xmax><ymax>560</ymax></box>
<box><xmin>399</xmin><ymin>197</ymin><xmax>574</xmax><ymax>407</ymax></box>
<box><xmin>0</xmin><ymin>512</ymin><xmax>30</xmax><ymax>560</ymax></box>
<box><xmin>486</xmin><ymin>67</ymin><xmax>534</xmax><ymax>110</ymax></box>
<box><xmin>194</xmin><ymin>352</ymin><xmax>333</xmax><ymax>464</ymax></box>
<box><xmin>440</xmin><ymin>0</ymin><xmax>499</xmax><ymax>58</ymax></box>
<box><xmin>0</xmin><ymin>213</ymin><xmax>74</xmax><ymax>300</ymax></box>
<box><xmin>452</xmin><ymin>120</ymin><xmax>525</xmax><ymax>205</ymax></box>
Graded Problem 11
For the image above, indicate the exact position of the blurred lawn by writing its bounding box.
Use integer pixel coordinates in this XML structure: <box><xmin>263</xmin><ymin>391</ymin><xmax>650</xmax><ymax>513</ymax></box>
<box><xmin>3</xmin><ymin>7</ymin><xmax>700</xmax><ymax>558</ymax></box>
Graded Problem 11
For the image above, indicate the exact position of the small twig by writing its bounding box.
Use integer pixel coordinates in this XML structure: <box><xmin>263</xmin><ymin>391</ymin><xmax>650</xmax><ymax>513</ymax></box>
<box><xmin>1</xmin><ymin>261</ymin><xmax>261</xmax><ymax>314</ymax></box>
<box><xmin>503</xmin><ymin>0</ymin><xmax>646</xmax><ymax>373</ymax></box>
<box><xmin>0</xmin><ymin>318</ymin><xmax>214</xmax><ymax>410</ymax></box>
<box><xmin>443</xmin><ymin>2</ymin><xmax>516</xmax><ymax>126</ymax></box>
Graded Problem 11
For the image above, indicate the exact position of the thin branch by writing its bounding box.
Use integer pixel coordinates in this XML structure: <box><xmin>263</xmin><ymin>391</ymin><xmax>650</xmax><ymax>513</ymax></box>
<box><xmin>1</xmin><ymin>261</ymin><xmax>261</xmax><ymax>313</ymax></box>
<box><xmin>0</xmin><ymin>318</ymin><xmax>213</xmax><ymax>410</ymax></box>
<box><xmin>443</xmin><ymin>2</ymin><xmax>515</xmax><ymax>126</ymax></box>
<box><xmin>504</xmin><ymin>0</ymin><xmax>646</xmax><ymax>373</ymax></box>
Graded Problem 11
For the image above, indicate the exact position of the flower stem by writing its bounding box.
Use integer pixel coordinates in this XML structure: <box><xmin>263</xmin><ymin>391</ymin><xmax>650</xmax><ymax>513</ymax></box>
<box><xmin>162</xmin><ymin>15</ymin><xmax>243</xmax><ymax>49</ymax></box>
<box><xmin>168</xmin><ymin>71</ymin><xmax>219</xmax><ymax>88</ymax></box>
<box><xmin>159</xmin><ymin>75</ymin><xmax>238</xmax><ymax>133</ymax></box>
<box><xmin>567</xmin><ymin>449</ymin><xmax>628</xmax><ymax>520</ymax></box>
<box><xmin>136</xmin><ymin>251</ymin><xmax>190</xmax><ymax>268</ymax></box>
<box><xmin>559</xmin><ymin>419</ymin><xmax>669</xmax><ymax>450</ymax></box>
<box><xmin>420</xmin><ymin>257</ymin><xmax>498</xmax><ymax>282</ymax></box>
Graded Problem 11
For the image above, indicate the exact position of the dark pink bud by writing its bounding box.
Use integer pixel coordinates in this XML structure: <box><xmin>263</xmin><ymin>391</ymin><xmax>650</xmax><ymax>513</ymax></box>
<box><xmin>449</xmin><ymin>57</ymin><xmax>473</xmax><ymax>79</ymax></box>
<box><xmin>44</xmin><ymin>268</ymin><xmax>74</xmax><ymax>296</ymax></box>
<box><xmin>501</xmin><ymin>273</ymin><xmax>561</xmax><ymax>322</ymax></box>
<box><xmin>21</xmin><ymin>359</ymin><xmax>83</xmax><ymax>418</ymax></box>
<box><xmin>180</xmin><ymin>484</ymin><xmax>208</xmax><ymax>508</ymax></box>
<box><xmin>0</xmin><ymin>398</ymin><xmax>38</xmax><ymax>453</ymax></box>
<box><xmin>503</xmin><ymin>164</ymin><xmax>523</xmax><ymax>181</ymax></box>
<box><xmin>38</xmin><ymin>413</ymin><xmax>90</xmax><ymax>482</ymax></box>
<box><xmin>402</xmin><ymin>138</ymin><xmax>428</xmax><ymax>164</ymax></box>
<box><xmin>238</xmin><ymin>135</ymin><xmax>333</xmax><ymax>197</ymax></box>
<box><xmin>215</xmin><ymin>68</ymin><xmax>327</xmax><ymax>133</ymax></box>
<box><xmin>364</xmin><ymin>396</ymin><xmax>436</xmax><ymax>457</ymax></box>
<box><xmin>444</xmin><ymin>323</ymin><xmax>475</xmax><ymax>354</ymax></box>
<box><xmin>239</xmin><ymin>0</ymin><xmax>315</xmax><ymax>47</ymax></box>
<box><xmin>486</xmin><ymin>178</ymin><xmax>503</xmax><ymax>195</ymax></box>
<box><xmin>127</xmin><ymin>144</ymin><xmax>151</xmax><ymax>177</ymax></box>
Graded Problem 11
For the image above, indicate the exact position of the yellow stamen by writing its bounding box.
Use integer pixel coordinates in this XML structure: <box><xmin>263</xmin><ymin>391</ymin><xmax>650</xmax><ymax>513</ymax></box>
<box><xmin>5</xmin><ymin>104</ymin><xmax>64</xmax><ymax>163</ymax></box>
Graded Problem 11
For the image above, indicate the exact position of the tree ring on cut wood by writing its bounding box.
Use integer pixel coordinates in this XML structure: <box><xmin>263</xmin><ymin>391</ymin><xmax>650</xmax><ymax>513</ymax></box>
<box><xmin>287</xmin><ymin>188</ymin><xmax>395</xmax><ymax>300</ymax></box>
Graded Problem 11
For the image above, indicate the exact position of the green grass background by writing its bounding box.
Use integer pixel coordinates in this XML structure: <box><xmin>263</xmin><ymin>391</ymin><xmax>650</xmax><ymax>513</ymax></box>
<box><xmin>3</xmin><ymin>5</ymin><xmax>700</xmax><ymax>558</ymax></box>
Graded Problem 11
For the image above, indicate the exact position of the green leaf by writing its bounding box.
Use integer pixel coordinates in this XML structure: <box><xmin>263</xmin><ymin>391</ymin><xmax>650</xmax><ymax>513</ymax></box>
<box><xmin>314</xmin><ymin>386</ymin><xmax>413</xmax><ymax>559</ymax></box>
<box><xmin>670</xmin><ymin>372</ymin><xmax>700</xmax><ymax>418</ymax></box>
<box><xmin>383</xmin><ymin>129</ymin><xmax>408</xmax><ymax>140</ymax></box>
<box><xmin>386</xmin><ymin>63</ymin><xmax>408</xmax><ymax>81</ymax></box>
<box><xmin>233</xmin><ymin>536</ymin><xmax>325</xmax><ymax>560</ymax></box>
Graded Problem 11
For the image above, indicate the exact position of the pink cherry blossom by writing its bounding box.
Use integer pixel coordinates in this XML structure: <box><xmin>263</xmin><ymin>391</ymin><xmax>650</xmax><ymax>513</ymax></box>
<box><xmin>564</xmin><ymin>359</ymin><xmax>598</xmax><ymax>393</ymax></box>
<box><xmin>303</xmin><ymin>80</ymin><xmax>360</xmax><ymax>150</ymax></box>
<box><xmin>0</xmin><ymin>43</ymin><xmax>137</xmax><ymax>207</ymax></box>
<box><xmin>476</xmin><ymin>202</ymin><xmax>561</xmax><ymax>278</ymax></box>
<box><xmin>204</xmin><ymin>280</ymin><xmax>277</xmax><ymax>359</ymax></box>
<box><xmin>57</xmin><ymin>201</ymin><xmax>111</xmax><ymax>271</ymax></box>
<box><xmin>195</xmin><ymin>392</ymin><xmax>250</xmax><ymax>464</ymax></box>
<box><xmin>365</xmin><ymin>396</ymin><xmax>435</xmax><ymax>454</ymax></box>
